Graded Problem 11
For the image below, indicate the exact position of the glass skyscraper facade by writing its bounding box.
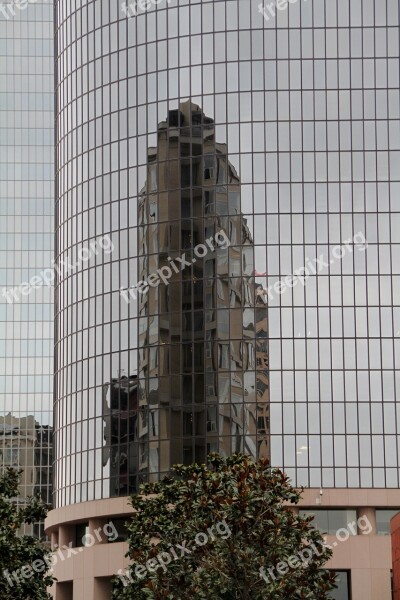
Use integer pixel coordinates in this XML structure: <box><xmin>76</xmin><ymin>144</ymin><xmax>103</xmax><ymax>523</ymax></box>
<box><xmin>262</xmin><ymin>0</ymin><xmax>400</xmax><ymax>491</ymax></box>
<box><xmin>54</xmin><ymin>0</ymin><xmax>400</xmax><ymax>505</ymax></box>
<box><xmin>0</xmin><ymin>0</ymin><xmax>54</xmax><ymax>533</ymax></box>
<box><xmin>48</xmin><ymin>1</ymin><xmax>400</xmax><ymax>598</ymax></box>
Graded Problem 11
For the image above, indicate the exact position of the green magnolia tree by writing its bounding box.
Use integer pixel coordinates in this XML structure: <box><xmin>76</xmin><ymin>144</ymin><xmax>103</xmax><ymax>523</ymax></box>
<box><xmin>113</xmin><ymin>454</ymin><xmax>336</xmax><ymax>599</ymax></box>
<box><xmin>0</xmin><ymin>468</ymin><xmax>53</xmax><ymax>599</ymax></box>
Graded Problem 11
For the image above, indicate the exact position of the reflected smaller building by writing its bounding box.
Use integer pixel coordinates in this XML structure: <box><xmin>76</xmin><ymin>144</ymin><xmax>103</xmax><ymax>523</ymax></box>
<box><xmin>102</xmin><ymin>375</ymin><xmax>139</xmax><ymax>496</ymax></box>
<box><xmin>255</xmin><ymin>283</ymin><xmax>269</xmax><ymax>460</ymax></box>
<box><xmin>33</xmin><ymin>423</ymin><xmax>53</xmax><ymax>506</ymax></box>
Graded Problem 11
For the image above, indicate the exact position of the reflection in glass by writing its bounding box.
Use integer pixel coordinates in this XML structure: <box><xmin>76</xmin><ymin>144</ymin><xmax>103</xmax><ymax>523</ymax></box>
<box><xmin>137</xmin><ymin>102</ymin><xmax>269</xmax><ymax>481</ymax></box>
<box><xmin>102</xmin><ymin>375</ymin><xmax>140</xmax><ymax>496</ymax></box>
<box><xmin>328</xmin><ymin>571</ymin><xmax>351</xmax><ymax>600</ymax></box>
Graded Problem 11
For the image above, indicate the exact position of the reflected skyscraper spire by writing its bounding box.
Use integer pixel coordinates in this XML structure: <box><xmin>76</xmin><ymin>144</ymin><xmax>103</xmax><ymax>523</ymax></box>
<box><xmin>137</xmin><ymin>101</ymin><xmax>269</xmax><ymax>482</ymax></box>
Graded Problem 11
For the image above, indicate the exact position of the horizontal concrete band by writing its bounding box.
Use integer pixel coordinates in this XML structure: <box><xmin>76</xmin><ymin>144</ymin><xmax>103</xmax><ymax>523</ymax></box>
<box><xmin>45</xmin><ymin>497</ymin><xmax>134</xmax><ymax>533</ymax></box>
<box><xmin>49</xmin><ymin>535</ymin><xmax>393</xmax><ymax>579</ymax></box>
<box><xmin>45</xmin><ymin>488</ymin><xmax>400</xmax><ymax>533</ymax></box>
<box><xmin>298</xmin><ymin>488</ymin><xmax>400</xmax><ymax>507</ymax></box>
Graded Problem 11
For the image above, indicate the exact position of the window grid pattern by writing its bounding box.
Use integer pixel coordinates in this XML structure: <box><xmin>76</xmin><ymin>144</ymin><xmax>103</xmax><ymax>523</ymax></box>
<box><xmin>0</xmin><ymin>1</ymin><xmax>54</xmax><ymax>532</ymax></box>
<box><xmin>54</xmin><ymin>0</ymin><xmax>400</xmax><ymax>506</ymax></box>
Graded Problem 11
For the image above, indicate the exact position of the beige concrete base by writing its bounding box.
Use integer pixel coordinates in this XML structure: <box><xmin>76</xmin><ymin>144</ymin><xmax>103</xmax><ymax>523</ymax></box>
<box><xmin>48</xmin><ymin>541</ymin><xmax>129</xmax><ymax>598</ymax></box>
<box><xmin>45</xmin><ymin>497</ymin><xmax>134</xmax><ymax>599</ymax></box>
<box><xmin>45</xmin><ymin>490</ymin><xmax>400</xmax><ymax>599</ymax></box>
<box><xmin>298</xmin><ymin>488</ymin><xmax>398</xmax><ymax>599</ymax></box>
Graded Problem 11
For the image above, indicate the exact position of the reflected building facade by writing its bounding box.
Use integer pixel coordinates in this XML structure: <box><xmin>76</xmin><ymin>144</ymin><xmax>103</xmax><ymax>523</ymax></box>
<box><xmin>0</xmin><ymin>0</ymin><xmax>54</xmax><ymax>536</ymax></box>
<box><xmin>102</xmin><ymin>375</ymin><xmax>138</xmax><ymax>497</ymax></box>
<box><xmin>137</xmin><ymin>100</ymin><xmax>269</xmax><ymax>483</ymax></box>
<box><xmin>49</xmin><ymin>1</ymin><xmax>400</xmax><ymax>598</ymax></box>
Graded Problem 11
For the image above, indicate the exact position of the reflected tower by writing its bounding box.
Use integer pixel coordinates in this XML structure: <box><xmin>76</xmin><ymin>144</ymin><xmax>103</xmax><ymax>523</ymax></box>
<box><xmin>137</xmin><ymin>101</ymin><xmax>269</xmax><ymax>482</ymax></box>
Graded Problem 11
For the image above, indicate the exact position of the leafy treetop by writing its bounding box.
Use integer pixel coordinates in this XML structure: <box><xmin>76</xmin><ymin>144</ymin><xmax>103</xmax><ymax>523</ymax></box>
<box><xmin>113</xmin><ymin>453</ymin><xmax>336</xmax><ymax>600</ymax></box>
<box><xmin>0</xmin><ymin>467</ymin><xmax>53</xmax><ymax>599</ymax></box>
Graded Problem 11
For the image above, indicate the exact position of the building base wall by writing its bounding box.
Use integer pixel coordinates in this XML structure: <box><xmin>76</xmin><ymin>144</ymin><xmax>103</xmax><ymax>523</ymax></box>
<box><xmin>45</xmin><ymin>490</ymin><xmax>400</xmax><ymax>600</ymax></box>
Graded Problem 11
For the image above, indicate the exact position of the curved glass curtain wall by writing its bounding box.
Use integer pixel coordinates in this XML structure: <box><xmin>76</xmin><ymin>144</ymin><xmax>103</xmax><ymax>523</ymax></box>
<box><xmin>55</xmin><ymin>0</ymin><xmax>400</xmax><ymax>507</ymax></box>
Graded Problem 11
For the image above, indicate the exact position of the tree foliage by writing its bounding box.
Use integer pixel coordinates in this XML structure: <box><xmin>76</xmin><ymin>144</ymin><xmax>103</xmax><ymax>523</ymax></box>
<box><xmin>113</xmin><ymin>454</ymin><xmax>336</xmax><ymax>599</ymax></box>
<box><xmin>0</xmin><ymin>468</ymin><xmax>53</xmax><ymax>599</ymax></box>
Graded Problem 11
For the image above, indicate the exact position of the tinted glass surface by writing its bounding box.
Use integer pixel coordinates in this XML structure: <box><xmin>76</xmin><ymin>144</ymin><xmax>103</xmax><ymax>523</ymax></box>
<box><xmin>54</xmin><ymin>0</ymin><xmax>400</xmax><ymax>505</ymax></box>
<box><xmin>0</xmin><ymin>0</ymin><xmax>54</xmax><ymax>531</ymax></box>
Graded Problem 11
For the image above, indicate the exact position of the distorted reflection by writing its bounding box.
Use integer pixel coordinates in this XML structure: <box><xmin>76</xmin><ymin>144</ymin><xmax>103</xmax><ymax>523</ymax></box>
<box><xmin>135</xmin><ymin>101</ymin><xmax>269</xmax><ymax>482</ymax></box>
<box><xmin>102</xmin><ymin>375</ymin><xmax>141</xmax><ymax>495</ymax></box>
